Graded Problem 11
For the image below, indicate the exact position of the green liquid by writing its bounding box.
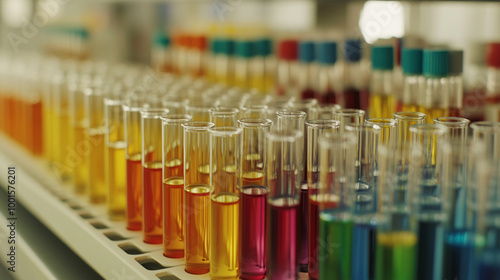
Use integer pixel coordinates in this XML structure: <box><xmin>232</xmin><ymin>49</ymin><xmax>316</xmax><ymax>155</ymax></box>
<box><xmin>375</xmin><ymin>231</ymin><xmax>417</xmax><ymax>280</ymax></box>
<box><xmin>318</xmin><ymin>210</ymin><xmax>352</xmax><ymax>280</ymax></box>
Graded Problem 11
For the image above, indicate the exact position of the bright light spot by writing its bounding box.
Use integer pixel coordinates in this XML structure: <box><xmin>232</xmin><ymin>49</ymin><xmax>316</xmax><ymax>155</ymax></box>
<box><xmin>359</xmin><ymin>1</ymin><xmax>404</xmax><ymax>44</ymax></box>
<box><xmin>2</xmin><ymin>0</ymin><xmax>32</xmax><ymax>28</ymax></box>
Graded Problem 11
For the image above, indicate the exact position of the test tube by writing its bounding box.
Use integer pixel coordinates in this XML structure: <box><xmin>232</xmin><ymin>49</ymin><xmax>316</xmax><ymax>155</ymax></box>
<box><xmin>209</xmin><ymin>127</ymin><xmax>242</xmax><ymax>279</ymax></box>
<box><xmin>141</xmin><ymin>108</ymin><xmax>170</xmax><ymax>244</ymax></box>
<box><xmin>317</xmin><ymin>132</ymin><xmax>357</xmax><ymax>279</ymax></box>
<box><xmin>162</xmin><ymin>114</ymin><xmax>192</xmax><ymax>258</ymax></box>
<box><xmin>434</xmin><ymin>117</ymin><xmax>471</xmax><ymax>280</ymax></box>
<box><xmin>309</xmin><ymin>104</ymin><xmax>341</xmax><ymax>120</ymax></box>
<box><xmin>334</xmin><ymin>108</ymin><xmax>365</xmax><ymax>131</ymax></box>
<box><xmin>306</xmin><ymin>119</ymin><xmax>340</xmax><ymax>280</ymax></box>
<box><xmin>410</xmin><ymin>123</ymin><xmax>449</xmax><ymax>280</ymax></box>
<box><xmin>186</xmin><ymin>102</ymin><xmax>212</xmax><ymax>122</ymax></box>
<box><xmin>365</xmin><ymin>118</ymin><xmax>397</xmax><ymax>146</ymax></box>
<box><xmin>238</xmin><ymin>118</ymin><xmax>272</xmax><ymax>279</ymax></box>
<box><xmin>209</xmin><ymin>108</ymin><xmax>239</xmax><ymax>127</ymax></box>
<box><xmin>394</xmin><ymin>111</ymin><xmax>426</xmax><ymax>152</ymax></box>
<box><xmin>240</xmin><ymin>104</ymin><xmax>268</xmax><ymax>119</ymax></box>
<box><xmin>266</xmin><ymin>128</ymin><xmax>303</xmax><ymax>280</ymax></box>
<box><xmin>105</xmin><ymin>97</ymin><xmax>127</xmax><ymax>219</ymax></box>
<box><xmin>183</xmin><ymin>121</ymin><xmax>214</xmax><ymax>274</ymax></box>
<box><xmin>53</xmin><ymin>75</ymin><xmax>72</xmax><ymax>181</ymax></box>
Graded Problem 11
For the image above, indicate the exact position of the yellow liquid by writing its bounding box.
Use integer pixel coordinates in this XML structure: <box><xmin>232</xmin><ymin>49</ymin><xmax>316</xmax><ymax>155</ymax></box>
<box><xmin>377</xmin><ymin>231</ymin><xmax>417</xmax><ymax>246</ymax></box>
<box><xmin>401</xmin><ymin>104</ymin><xmax>419</xmax><ymax>113</ymax></box>
<box><xmin>369</xmin><ymin>94</ymin><xmax>395</xmax><ymax>119</ymax></box>
<box><xmin>52</xmin><ymin>112</ymin><xmax>72</xmax><ymax>181</ymax></box>
<box><xmin>72</xmin><ymin>125</ymin><xmax>89</xmax><ymax>194</ymax></box>
<box><xmin>210</xmin><ymin>193</ymin><xmax>240</xmax><ymax>279</ymax></box>
<box><xmin>163</xmin><ymin>177</ymin><xmax>184</xmax><ymax>258</ymax></box>
<box><xmin>88</xmin><ymin>128</ymin><xmax>107</xmax><ymax>203</ymax></box>
<box><xmin>43</xmin><ymin>104</ymin><xmax>53</xmax><ymax>162</ymax></box>
<box><xmin>418</xmin><ymin>106</ymin><xmax>449</xmax><ymax>124</ymax></box>
<box><xmin>107</xmin><ymin>142</ymin><xmax>127</xmax><ymax>219</ymax></box>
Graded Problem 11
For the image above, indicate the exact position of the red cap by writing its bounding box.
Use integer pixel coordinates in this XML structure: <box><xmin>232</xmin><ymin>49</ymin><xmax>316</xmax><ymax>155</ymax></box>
<box><xmin>487</xmin><ymin>42</ymin><xmax>500</xmax><ymax>68</ymax></box>
<box><xmin>279</xmin><ymin>39</ymin><xmax>298</xmax><ymax>61</ymax></box>
<box><xmin>193</xmin><ymin>35</ymin><xmax>207</xmax><ymax>51</ymax></box>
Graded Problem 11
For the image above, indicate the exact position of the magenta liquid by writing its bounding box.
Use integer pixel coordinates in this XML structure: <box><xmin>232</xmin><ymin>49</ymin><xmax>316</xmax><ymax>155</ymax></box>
<box><xmin>240</xmin><ymin>186</ymin><xmax>268</xmax><ymax>280</ymax></box>
<box><xmin>298</xmin><ymin>184</ymin><xmax>309</xmax><ymax>272</ymax></box>
<box><xmin>267</xmin><ymin>198</ymin><xmax>299</xmax><ymax>280</ymax></box>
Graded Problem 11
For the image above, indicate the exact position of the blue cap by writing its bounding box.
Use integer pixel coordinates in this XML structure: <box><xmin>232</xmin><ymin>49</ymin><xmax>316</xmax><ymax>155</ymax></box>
<box><xmin>402</xmin><ymin>48</ymin><xmax>423</xmax><ymax>75</ymax></box>
<box><xmin>255</xmin><ymin>38</ymin><xmax>272</xmax><ymax>56</ymax></box>
<box><xmin>210</xmin><ymin>38</ymin><xmax>222</xmax><ymax>54</ymax></box>
<box><xmin>344</xmin><ymin>39</ymin><xmax>362</xmax><ymax>62</ymax></box>
<box><xmin>153</xmin><ymin>31</ymin><xmax>170</xmax><ymax>47</ymax></box>
<box><xmin>235</xmin><ymin>40</ymin><xmax>254</xmax><ymax>58</ymax></box>
<box><xmin>423</xmin><ymin>49</ymin><xmax>449</xmax><ymax>77</ymax></box>
<box><xmin>371</xmin><ymin>45</ymin><xmax>394</xmax><ymax>70</ymax></box>
<box><xmin>299</xmin><ymin>41</ymin><xmax>315</xmax><ymax>63</ymax></box>
<box><xmin>317</xmin><ymin>41</ymin><xmax>337</xmax><ymax>65</ymax></box>
<box><xmin>220</xmin><ymin>39</ymin><xmax>235</xmax><ymax>56</ymax></box>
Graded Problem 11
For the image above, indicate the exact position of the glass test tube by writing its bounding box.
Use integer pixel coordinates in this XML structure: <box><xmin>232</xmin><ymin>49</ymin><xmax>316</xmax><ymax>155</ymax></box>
<box><xmin>238</xmin><ymin>118</ymin><xmax>273</xmax><ymax>280</ymax></box>
<box><xmin>365</xmin><ymin>118</ymin><xmax>397</xmax><ymax>146</ymax></box>
<box><xmin>318</xmin><ymin>132</ymin><xmax>357</xmax><ymax>280</ymax></box>
<box><xmin>240</xmin><ymin>104</ymin><xmax>268</xmax><ymax>119</ymax></box>
<box><xmin>394</xmin><ymin>111</ymin><xmax>426</xmax><ymax>152</ymax></box>
<box><xmin>434</xmin><ymin>117</ymin><xmax>471</xmax><ymax>280</ymax></box>
<box><xmin>334</xmin><ymin>108</ymin><xmax>365</xmax><ymax>131</ymax></box>
<box><xmin>186</xmin><ymin>102</ymin><xmax>212</xmax><ymax>122</ymax></box>
<box><xmin>370</xmin><ymin>45</ymin><xmax>395</xmax><ymax>119</ymax></box>
<box><xmin>266</xmin><ymin>129</ymin><xmax>303</xmax><ymax>280</ymax></box>
<box><xmin>209</xmin><ymin>108</ymin><xmax>239</xmax><ymax>127</ymax></box>
<box><xmin>69</xmin><ymin>85</ymin><xmax>90</xmax><ymax>194</ymax></box>
<box><xmin>420</xmin><ymin>50</ymin><xmax>450</xmax><ymax>123</ymax></box>
<box><xmin>306</xmin><ymin>120</ymin><xmax>340</xmax><ymax>280</ymax></box>
<box><xmin>209</xmin><ymin>127</ymin><xmax>242</xmax><ymax>279</ymax></box>
<box><xmin>183</xmin><ymin>121</ymin><xmax>214</xmax><ymax>274</ymax></box>
<box><xmin>85</xmin><ymin>86</ymin><xmax>107</xmax><ymax>203</ymax></box>
<box><xmin>410</xmin><ymin>123</ymin><xmax>450</xmax><ymax>280</ymax></box>
<box><xmin>162</xmin><ymin>114</ymin><xmax>192</xmax><ymax>258</ymax></box>
<box><xmin>105</xmin><ymin>97</ymin><xmax>127</xmax><ymax>219</ymax></box>
<box><xmin>53</xmin><ymin>76</ymin><xmax>72</xmax><ymax>181</ymax></box>
<box><xmin>141</xmin><ymin>108</ymin><xmax>170</xmax><ymax>244</ymax></box>
<box><xmin>124</xmin><ymin>102</ymin><xmax>146</xmax><ymax>230</ymax></box>
<box><xmin>309</xmin><ymin>104</ymin><xmax>341</xmax><ymax>120</ymax></box>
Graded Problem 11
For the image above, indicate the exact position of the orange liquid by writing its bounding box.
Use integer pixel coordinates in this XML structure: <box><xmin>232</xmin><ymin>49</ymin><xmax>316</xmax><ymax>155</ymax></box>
<box><xmin>185</xmin><ymin>184</ymin><xmax>211</xmax><ymax>274</ymax></box>
<box><xmin>5</xmin><ymin>97</ymin><xmax>14</xmax><ymax>138</ymax></box>
<box><xmin>163</xmin><ymin>177</ymin><xmax>185</xmax><ymax>258</ymax></box>
<box><xmin>30</xmin><ymin>101</ymin><xmax>44</xmax><ymax>155</ymax></box>
<box><xmin>143</xmin><ymin>161</ymin><xmax>163</xmax><ymax>244</ymax></box>
<box><xmin>242</xmin><ymin>171</ymin><xmax>264</xmax><ymax>186</ymax></box>
<box><xmin>126</xmin><ymin>154</ymin><xmax>143</xmax><ymax>231</ymax></box>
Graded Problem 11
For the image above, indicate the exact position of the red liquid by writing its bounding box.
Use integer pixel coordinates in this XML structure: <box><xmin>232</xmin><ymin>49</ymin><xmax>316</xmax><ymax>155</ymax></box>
<box><xmin>343</xmin><ymin>87</ymin><xmax>362</xmax><ymax>109</ymax></box>
<box><xmin>396</xmin><ymin>100</ymin><xmax>404</xmax><ymax>113</ymax></box>
<box><xmin>143</xmin><ymin>162</ymin><xmax>163</xmax><ymax>244</ymax></box>
<box><xmin>126</xmin><ymin>157</ymin><xmax>143</xmax><ymax>230</ymax></box>
<box><xmin>323</xmin><ymin>89</ymin><xmax>337</xmax><ymax>105</ymax></box>
<box><xmin>449</xmin><ymin>106</ymin><xmax>462</xmax><ymax>118</ymax></box>
<box><xmin>240</xmin><ymin>186</ymin><xmax>268</xmax><ymax>280</ymax></box>
<box><xmin>298</xmin><ymin>184</ymin><xmax>309</xmax><ymax>272</ymax></box>
<box><xmin>301</xmin><ymin>88</ymin><xmax>316</xmax><ymax>100</ymax></box>
<box><xmin>267</xmin><ymin>198</ymin><xmax>299</xmax><ymax>280</ymax></box>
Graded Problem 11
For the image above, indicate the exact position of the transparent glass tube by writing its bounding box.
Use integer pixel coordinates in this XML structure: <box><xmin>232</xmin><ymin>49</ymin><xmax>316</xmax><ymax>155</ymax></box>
<box><xmin>286</xmin><ymin>98</ymin><xmax>318</xmax><ymax>118</ymax></box>
<box><xmin>105</xmin><ymin>98</ymin><xmax>127</xmax><ymax>220</ymax></box>
<box><xmin>318</xmin><ymin>132</ymin><xmax>357</xmax><ymax>280</ymax></box>
<box><xmin>266</xmin><ymin>128</ymin><xmax>303</xmax><ymax>280</ymax></box>
<box><xmin>409</xmin><ymin>123</ymin><xmax>449</xmax><ymax>280</ymax></box>
<box><xmin>305</xmin><ymin>119</ymin><xmax>340</xmax><ymax>280</ymax></box>
<box><xmin>309</xmin><ymin>104</ymin><xmax>341</xmax><ymax>120</ymax></box>
<box><xmin>471</xmin><ymin>122</ymin><xmax>500</xmax><ymax>161</ymax></box>
<box><xmin>209</xmin><ymin>108</ymin><xmax>239</xmax><ymax>127</ymax></box>
<box><xmin>123</xmin><ymin>102</ymin><xmax>146</xmax><ymax>231</ymax></box>
<box><xmin>240</xmin><ymin>104</ymin><xmax>268</xmax><ymax>119</ymax></box>
<box><xmin>186</xmin><ymin>102</ymin><xmax>212</xmax><ymax>122</ymax></box>
<box><xmin>53</xmin><ymin>77</ymin><xmax>72</xmax><ymax>181</ymax></box>
<box><xmin>85</xmin><ymin>86</ymin><xmax>107</xmax><ymax>203</ymax></box>
<box><xmin>161</xmin><ymin>114</ymin><xmax>192</xmax><ymax>258</ymax></box>
<box><xmin>209</xmin><ymin>127</ymin><xmax>242</xmax><ymax>279</ymax></box>
<box><xmin>69</xmin><ymin>85</ymin><xmax>89</xmax><ymax>195</ymax></box>
<box><xmin>394</xmin><ymin>112</ymin><xmax>426</xmax><ymax>157</ymax></box>
<box><xmin>238</xmin><ymin>118</ymin><xmax>272</xmax><ymax>279</ymax></box>
<box><xmin>365</xmin><ymin>118</ymin><xmax>397</xmax><ymax>146</ymax></box>
<box><xmin>334</xmin><ymin>108</ymin><xmax>365</xmax><ymax>131</ymax></box>
<box><xmin>370</xmin><ymin>70</ymin><xmax>395</xmax><ymax>119</ymax></box>
<box><xmin>183</xmin><ymin>121</ymin><xmax>214</xmax><ymax>274</ymax></box>
<box><xmin>141</xmin><ymin>108</ymin><xmax>170</xmax><ymax>244</ymax></box>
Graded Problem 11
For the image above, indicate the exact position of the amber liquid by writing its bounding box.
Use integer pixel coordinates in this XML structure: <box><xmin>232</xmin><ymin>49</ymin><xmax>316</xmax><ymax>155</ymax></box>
<box><xmin>401</xmin><ymin>104</ymin><xmax>419</xmax><ymax>113</ymax></box>
<box><xmin>418</xmin><ymin>106</ymin><xmax>449</xmax><ymax>124</ymax></box>
<box><xmin>369</xmin><ymin>94</ymin><xmax>396</xmax><ymax>119</ymax></box>
<box><xmin>185</xmin><ymin>184</ymin><xmax>211</xmax><ymax>274</ymax></box>
<box><xmin>163</xmin><ymin>177</ymin><xmax>185</xmax><ymax>258</ymax></box>
<box><xmin>42</xmin><ymin>102</ymin><xmax>53</xmax><ymax>162</ymax></box>
<box><xmin>28</xmin><ymin>101</ymin><xmax>43</xmax><ymax>155</ymax></box>
<box><xmin>72</xmin><ymin>124</ymin><xmax>89</xmax><ymax>195</ymax></box>
<box><xmin>242</xmin><ymin>171</ymin><xmax>264</xmax><ymax>187</ymax></box>
<box><xmin>107</xmin><ymin>142</ymin><xmax>127</xmax><ymax>220</ymax></box>
<box><xmin>88</xmin><ymin>128</ymin><xmax>106</xmax><ymax>203</ymax></box>
<box><xmin>126</xmin><ymin>154</ymin><xmax>143</xmax><ymax>231</ymax></box>
<box><xmin>143</xmin><ymin>161</ymin><xmax>163</xmax><ymax>244</ymax></box>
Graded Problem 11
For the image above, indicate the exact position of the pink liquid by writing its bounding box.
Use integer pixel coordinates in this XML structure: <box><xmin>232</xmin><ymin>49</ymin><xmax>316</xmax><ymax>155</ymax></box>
<box><xmin>298</xmin><ymin>184</ymin><xmax>309</xmax><ymax>272</ymax></box>
<box><xmin>240</xmin><ymin>186</ymin><xmax>268</xmax><ymax>280</ymax></box>
<box><xmin>267</xmin><ymin>198</ymin><xmax>299</xmax><ymax>280</ymax></box>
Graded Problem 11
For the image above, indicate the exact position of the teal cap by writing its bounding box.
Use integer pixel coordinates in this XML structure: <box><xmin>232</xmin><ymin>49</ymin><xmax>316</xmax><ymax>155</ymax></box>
<box><xmin>255</xmin><ymin>38</ymin><xmax>272</xmax><ymax>56</ymax></box>
<box><xmin>299</xmin><ymin>41</ymin><xmax>315</xmax><ymax>63</ymax></box>
<box><xmin>220</xmin><ymin>39</ymin><xmax>235</xmax><ymax>56</ymax></box>
<box><xmin>236</xmin><ymin>40</ymin><xmax>254</xmax><ymax>58</ymax></box>
<box><xmin>402</xmin><ymin>48</ymin><xmax>423</xmax><ymax>75</ymax></box>
<box><xmin>211</xmin><ymin>38</ymin><xmax>222</xmax><ymax>54</ymax></box>
<box><xmin>423</xmin><ymin>49</ymin><xmax>449</xmax><ymax>77</ymax></box>
<box><xmin>153</xmin><ymin>31</ymin><xmax>170</xmax><ymax>47</ymax></box>
<box><xmin>371</xmin><ymin>45</ymin><xmax>394</xmax><ymax>70</ymax></box>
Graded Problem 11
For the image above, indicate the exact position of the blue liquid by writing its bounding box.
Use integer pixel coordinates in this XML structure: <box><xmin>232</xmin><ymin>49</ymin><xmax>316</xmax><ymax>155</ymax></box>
<box><xmin>352</xmin><ymin>223</ymin><xmax>376</xmax><ymax>280</ymax></box>
<box><xmin>416</xmin><ymin>220</ymin><xmax>444</xmax><ymax>280</ymax></box>
<box><xmin>477</xmin><ymin>249</ymin><xmax>500</xmax><ymax>280</ymax></box>
<box><xmin>443</xmin><ymin>230</ymin><xmax>476</xmax><ymax>280</ymax></box>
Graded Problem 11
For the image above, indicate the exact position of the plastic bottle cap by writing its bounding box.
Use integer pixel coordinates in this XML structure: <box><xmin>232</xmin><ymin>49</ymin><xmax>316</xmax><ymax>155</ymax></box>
<box><xmin>154</xmin><ymin>31</ymin><xmax>170</xmax><ymax>47</ymax></box>
<box><xmin>279</xmin><ymin>39</ymin><xmax>298</xmax><ymax>61</ymax></box>
<box><xmin>487</xmin><ymin>42</ymin><xmax>500</xmax><ymax>68</ymax></box>
<box><xmin>318</xmin><ymin>41</ymin><xmax>337</xmax><ymax>65</ymax></box>
<box><xmin>402</xmin><ymin>48</ymin><xmax>423</xmax><ymax>75</ymax></box>
<box><xmin>344</xmin><ymin>39</ymin><xmax>362</xmax><ymax>62</ymax></box>
<box><xmin>211</xmin><ymin>38</ymin><xmax>222</xmax><ymax>54</ymax></box>
<box><xmin>235</xmin><ymin>40</ymin><xmax>254</xmax><ymax>58</ymax></box>
<box><xmin>448</xmin><ymin>50</ymin><xmax>464</xmax><ymax>75</ymax></box>
<box><xmin>299</xmin><ymin>41</ymin><xmax>315</xmax><ymax>63</ymax></box>
<box><xmin>255</xmin><ymin>38</ymin><xmax>272</xmax><ymax>57</ymax></box>
<box><xmin>193</xmin><ymin>35</ymin><xmax>207</xmax><ymax>51</ymax></box>
<box><xmin>220</xmin><ymin>39</ymin><xmax>235</xmax><ymax>56</ymax></box>
<box><xmin>371</xmin><ymin>45</ymin><xmax>394</xmax><ymax>70</ymax></box>
<box><xmin>423</xmin><ymin>49</ymin><xmax>449</xmax><ymax>77</ymax></box>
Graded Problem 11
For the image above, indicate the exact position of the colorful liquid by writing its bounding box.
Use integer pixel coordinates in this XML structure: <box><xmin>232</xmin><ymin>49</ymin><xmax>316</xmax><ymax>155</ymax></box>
<box><xmin>88</xmin><ymin>129</ymin><xmax>106</xmax><ymax>203</ymax></box>
<box><xmin>267</xmin><ymin>198</ymin><xmax>299</xmax><ymax>280</ymax></box>
<box><xmin>126</xmin><ymin>154</ymin><xmax>143</xmax><ymax>231</ymax></box>
<box><xmin>448</xmin><ymin>106</ymin><xmax>462</xmax><ymax>117</ymax></box>
<box><xmin>72</xmin><ymin>124</ymin><xmax>89</xmax><ymax>195</ymax></box>
<box><xmin>107</xmin><ymin>142</ymin><xmax>126</xmax><ymax>220</ymax></box>
<box><xmin>163</xmin><ymin>177</ymin><xmax>184</xmax><ymax>258</ymax></box>
<box><xmin>343</xmin><ymin>87</ymin><xmax>362</xmax><ymax>110</ymax></box>
<box><xmin>443</xmin><ymin>230</ymin><xmax>476</xmax><ymax>280</ymax></box>
<box><xmin>477</xmin><ymin>250</ymin><xmax>500</xmax><ymax>280</ymax></box>
<box><xmin>240</xmin><ymin>186</ymin><xmax>267</xmax><ymax>280</ymax></box>
<box><xmin>416</xmin><ymin>220</ymin><xmax>444</xmax><ymax>280</ymax></box>
<box><xmin>29</xmin><ymin>101</ymin><xmax>43</xmax><ymax>155</ymax></box>
<box><xmin>352</xmin><ymin>223</ymin><xmax>377</xmax><ymax>280</ymax></box>
<box><xmin>143</xmin><ymin>161</ymin><xmax>163</xmax><ymax>244</ymax></box>
<box><xmin>185</xmin><ymin>184</ymin><xmax>210</xmax><ymax>274</ymax></box>
<box><xmin>418</xmin><ymin>106</ymin><xmax>449</xmax><ymax>124</ymax></box>
<box><xmin>301</xmin><ymin>88</ymin><xmax>316</xmax><ymax>100</ymax></box>
<box><xmin>242</xmin><ymin>171</ymin><xmax>264</xmax><ymax>186</ymax></box>
<box><xmin>323</xmin><ymin>89</ymin><xmax>337</xmax><ymax>105</ymax></box>
<box><xmin>369</xmin><ymin>94</ymin><xmax>395</xmax><ymax>119</ymax></box>
<box><xmin>210</xmin><ymin>193</ymin><xmax>240</xmax><ymax>279</ymax></box>
<box><xmin>402</xmin><ymin>104</ymin><xmax>419</xmax><ymax>112</ymax></box>
<box><xmin>318</xmin><ymin>210</ymin><xmax>353</xmax><ymax>280</ymax></box>
<box><xmin>54</xmin><ymin>112</ymin><xmax>72</xmax><ymax>181</ymax></box>
<box><xmin>375</xmin><ymin>231</ymin><xmax>417</xmax><ymax>280</ymax></box>
<box><xmin>42</xmin><ymin>102</ymin><xmax>53</xmax><ymax>162</ymax></box>
<box><xmin>298</xmin><ymin>184</ymin><xmax>309</xmax><ymax>272</ymax></box>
